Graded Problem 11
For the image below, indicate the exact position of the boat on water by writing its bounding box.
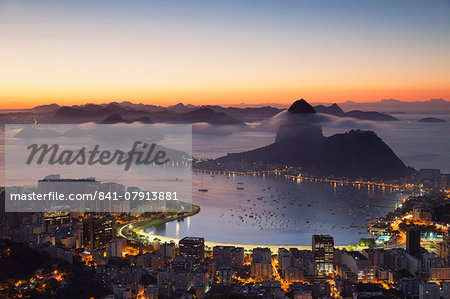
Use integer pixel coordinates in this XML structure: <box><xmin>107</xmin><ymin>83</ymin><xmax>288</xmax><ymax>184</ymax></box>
<box><xmin>198</xmin><ymin>177</ymin><xmax>208</xmax><ymax>192</ymax></box>
<box><xmin>237</xmin><ymin>187</ymin><xmax>245</xmax><ymax>190</ymax></box>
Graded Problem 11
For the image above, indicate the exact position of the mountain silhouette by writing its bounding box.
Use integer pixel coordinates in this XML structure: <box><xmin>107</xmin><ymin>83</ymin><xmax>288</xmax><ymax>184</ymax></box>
<box><xmin>101</xmin><ymin>113</ymin><xmax>126</xmax><ymax>124</ymax></box>
<box><xmin>314</xmin><ymin>103</ymin><xmax>398</xmax><ymax>121</ymax></box>
<box><xmin>211</xmin><ymin>99</ymin><xmax>411</xmax><ymax>179</ymax></box>
<box><xmin>287</xmin><ymin>99</ymin><xmax>316</xmax><ymax>114</ymax></box>
<box><xmin>418</xmin><ymin>117</ymin><xmax>445</xmax><ymax>123</ymax></box>
<box><xmin>314</xmin><ymin>103</ymin><xmax>345</xmax><ymax>116</ymax></box>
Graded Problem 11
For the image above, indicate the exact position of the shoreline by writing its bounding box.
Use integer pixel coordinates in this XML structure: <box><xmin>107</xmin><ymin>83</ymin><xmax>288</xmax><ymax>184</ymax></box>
<box><xmin>119</xmin><ymin>171</ymin><xmax>407</xmax><ymax>252</ymax></box>
<box><xmin>134</xmin><ymin>230</ymin><xmax>355</xmax><ymax>253</ymax></box>
<box><xmin>119</xmin><ymin>204</ymin><xmax>364</xmax><ymax>253</ymax></box>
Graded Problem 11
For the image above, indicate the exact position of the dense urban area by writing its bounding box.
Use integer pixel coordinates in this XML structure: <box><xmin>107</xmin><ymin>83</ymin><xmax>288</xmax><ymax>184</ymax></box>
<box><xmin>1</xmin><ymin>168</ymin><xmax>450</xmax><ymax>298</ymax></box>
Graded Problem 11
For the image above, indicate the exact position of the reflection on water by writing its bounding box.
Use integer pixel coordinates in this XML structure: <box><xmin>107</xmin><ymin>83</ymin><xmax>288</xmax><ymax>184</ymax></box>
<box><xmin>146</xmin><ymin>173</ymin><xmax>406</xmax><ymax>245</ymax></box>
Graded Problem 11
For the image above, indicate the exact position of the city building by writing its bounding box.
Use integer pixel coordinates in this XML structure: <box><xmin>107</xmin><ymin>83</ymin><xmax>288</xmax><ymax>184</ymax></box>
<box><xmin>179</xmin><ymin>237</ymin><xmax>205</xmax><ymax>265</ymax></box>
<box><xmin>251</xmin><ymin>247</ymin><xmax>273</xmax><ymax>280</ymax></box>
<box><xmin>413</xmin><ymin>206</ymin><xmax>432</xmax><ymax>223</ymax></box>
<box><xmin>400</xmin><ymin>277</ymin><xmax>421</xmax><ymax>298</ymax></box>
<box><xmin>312</xmin><ymin>234</ymin><xmax>334</xmax><ymax>276</ymax></box>
<box><xmin>289</xmin><ymin>249</ymin><xmax>315</xmax><ymax>277</ymax></box>
<box><xmin>406</xmin><ymin>228</ymin><xmax>421</xmax><ymax>259</ymax></box>
<box><xmin>250</xmin><ymin>261</ymin><xmax>273</xmax><ymax>280</ymax></box>
<box><xmin>285</xmin><ymin>267</ymin><xmax>304</xmax><ymax>282</ymax></box>
<box><xmin>437</xmin><ymin>232</ymin><xmax>450</xmax><ymax>263</ymax></box>
<box><xmin>278</xmin><ymin>248</ymin><xmax>291</xmax><ymax>273</ymax></box>
<box><xmin>218</xmin><ymin>266</ymin><xmax>233</xmax><ymax>286</ymax></box>
<box><xmin>106</xmin><ymin>239</ymin><xmax>123</xmax><ymax>258</ymax></box>
<box><xmin>159</xmin><ymin>242</ymin><xmax>176</xmax><ymax>261</ymax></box>
<box><xmin>82</xmin><ymin>214</ymin><xmax>115</xmax><ymax>250</ymax></box>
<box><xmin>252</xmin><ymin>247</ymin><xmax>271</xmax><ymax>263</ymax></box>
<box><xmin>419</xmin><ymin>282</ymin><xmax>440</xmax><ymax>299</ymax></box>
<box><xmin>430</xmin><ymin>267</ymin><xmax>450</xmax><ymax>281</ymax></box>
<box><xmin>44</xmin><ymin>211</ymin><xmax>71</xmax><ymax>229</ymax></box>
<box><xmin>335</xmin><ymin>250</ymin><xmax>374</xmax><ymax>281</ymax></box>
<box><xmin>213</xmin><ymin>246</ymin><xmax>244</xmax><ymax>270</ymax></box>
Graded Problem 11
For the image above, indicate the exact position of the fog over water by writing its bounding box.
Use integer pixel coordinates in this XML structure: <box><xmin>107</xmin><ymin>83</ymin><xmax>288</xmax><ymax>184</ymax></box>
<box><xmin>166</xmin><ymin>112</ymin><xmax>449</xmax><ymax>245</ymax></box>
<box><xmin>193</xmin><ymin>113</ymin><xmax>450</xmax><ymax>173</ymax></box>
<box><xmin>1</xmin><ymin>112</ymin><xmax>449</xmax><ymax>245</ymax></box>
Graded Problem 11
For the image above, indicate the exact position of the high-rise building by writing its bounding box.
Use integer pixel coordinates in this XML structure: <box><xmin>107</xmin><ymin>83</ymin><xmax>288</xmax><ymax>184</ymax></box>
<box><xmin>218</xmin><ymin>266</ymin><xmax>233</xmax><ymax>286</ymax></box>
<box><xmin>250</xmin><ymin>247</ymin><xmax>273</xmax><ymax>280</ymax></box>
<box><xmin>213</xmin><ymin>246</ymin><xmax>244</xmax><ymax>270</ymax></box>
<box><xmin>278</xmin><ymin>248</ymin><xmax>290</xmax><ymax>273</ymax></box>
<box><xmin>159</xmin><ymin>242</ymin><xmax>176</xmax><ymax>260</ymax></box>
<box><xmin>419</xmin><ymin>282</ymin><xmax>440</xmax><ymax>299</ymax></box>
<box><xmin>312</xmin><ymin>234</ymin><xmax>334</xmax><ymax>276</ymax></box>
<box><xmin>0</xmin><ymin>190</ymin><xmax>8</xmax><ymax>237</ymax></box>
<box><xmin>250</xmin><ymin>261</ymin><xmax>273</xmax><ymax>280</ymax></box>
<box><xmin>82</xmin><ymin>214</ymin><xmax>115</xmax><ymax>250</ymax></box>
<box><xmin>252</xmin><ymin>247</ymin><xmax>272</xmax><ymax>263</ymax></box>
<box><xmin>437</xmin><ymin>231</ymin><xmax>450</xmax><ymax>263</ymax></box>
<box><xmin>44</xmin><ymin>211</ymin><xmax>71</xmax><ymax>229</ymax></box>
<box><xmin>406</xmin><ymin>228</ymin><xmax>421</xmax><ymax>259</ymax></box>
<box><xmin>179</xmin><ymin>237</ymin><xmax>204</xmax><ymax>264</ymax></box>
<box><xmin>106</xmin><ymin>239</ymin><xmax>123</xmax><ymax>258</ymax></box>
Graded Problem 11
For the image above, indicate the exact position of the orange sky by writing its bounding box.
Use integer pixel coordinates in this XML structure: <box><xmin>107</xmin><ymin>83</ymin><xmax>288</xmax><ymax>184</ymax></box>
<box><xmin>1</xmin><ymin>88</ymin><xmax>449</xmax><ymax>110</ymax></box>
<box><xmin>0</xmin><ymin>1</ymin><xmax>449</xmax><ymax>109</ymax></box>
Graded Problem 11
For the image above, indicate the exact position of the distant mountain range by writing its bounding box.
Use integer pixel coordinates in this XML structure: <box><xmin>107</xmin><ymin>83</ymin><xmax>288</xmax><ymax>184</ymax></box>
<box><xmin>0</xmin><ymin>100</ymin><xmax>405</xmax><ymax>124</ymax></box>
<box><xmin>331</xmin><ymin>98</ymin><xmax>450</xmax><ymax>113</ymax></box>
<box><xmin>197</xmin><ymin>99</ymin><xmax>413</xmax><ymax>180</ymax></box>
<box><xmin>313</xmin><ymin>103</ymin><xmax>398</xmax><ymax>121</ymax></box>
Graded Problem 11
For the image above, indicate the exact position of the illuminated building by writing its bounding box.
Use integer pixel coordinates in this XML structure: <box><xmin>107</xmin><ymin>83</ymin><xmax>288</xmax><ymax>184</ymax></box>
<box><xmin>437</xmin><ymin>232</ymin><xmax>450</xmax><ymax>263</ymax></box>
<box><xmin>250</xmin><ymin>261</ymin><xmax>273</xmax><ymax>280</ymax></box>
<box><xmin>159</xmin><ymin>242</ymin><xmax>176</xmax><ymax>260</ymax></box>
<box><xmin>335</xmin><ymin>250</ymin><xmax>374</xmax><ymax>281</ymax></box>
<box><xmin>82</xmin><ymin>214</ymin><xmax>115</xmax><ymax>250</ymax></box>
<box><xmin>252</xmin><ymin>247</ymin><xmax>271</xmax><ymax>263</ymax></box>
<box><xmin>251</xmin><ymin>247</ymin><xmax>273</xmax><ymax>280</ymax></box>
<box><xmin>213</xmin><ymin>246</ymin><xmax>244</xmax><ymax>270</ymax></box>
<box><xmin>44</xmin><ymin>211</ymin><xmax>71</xmax><ymax>229</ymax></box>
<box><xmin>278</xmin><ymin>248</ymin><xmax>290</xmax><ymax>273</ymax></box>
<box><xmin>179</xmin><ymin>237</ymin><xmax>204</xmax><ymax>265</ymax></box>
<box><xmin>218</xmin><ymin>266</ymin><xmax>233</xmax><ymax>286</ymax></box>
<box><xmin>106</xmin><ymin>239</ymin><xmax>123</xmax><ymax>258</ymax></box>
<box><xmin>312</xmin><ymin>234</ymin><xmax>334</xmax><ymax>277</ymax></box>
<box><xmin>285</xmin><ymin>267</ymin><xmax>304</xmax><ymax>282</ymax></box>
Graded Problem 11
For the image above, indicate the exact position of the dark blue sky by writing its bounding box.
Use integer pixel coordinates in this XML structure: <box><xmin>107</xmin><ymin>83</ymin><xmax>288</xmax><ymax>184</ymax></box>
<box><xmin>0</xmin><ymin>0</ymin><xmax>449</xmax><ymax>107</ymax></box>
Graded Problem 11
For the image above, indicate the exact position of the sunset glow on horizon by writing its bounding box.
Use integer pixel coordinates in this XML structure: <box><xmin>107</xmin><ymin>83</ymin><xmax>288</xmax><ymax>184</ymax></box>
<box><xmin>1</xmin><ymin>0</ymin><xmax>449</xmax><ymax>109</ymax></box>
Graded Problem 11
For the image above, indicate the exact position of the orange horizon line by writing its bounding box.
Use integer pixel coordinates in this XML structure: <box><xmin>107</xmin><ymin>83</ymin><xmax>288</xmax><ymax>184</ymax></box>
<box><xmin>0</xmin><ymin>97</ymin><xmax>448</xmax><ymax>110</ymax></box>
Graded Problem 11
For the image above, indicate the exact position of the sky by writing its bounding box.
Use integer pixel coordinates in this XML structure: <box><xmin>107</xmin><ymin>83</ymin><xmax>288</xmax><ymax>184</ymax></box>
<box><xmin>0</xmin><ymin>0</ymin><xmax>449</xmax><ymax>108</ymax></box>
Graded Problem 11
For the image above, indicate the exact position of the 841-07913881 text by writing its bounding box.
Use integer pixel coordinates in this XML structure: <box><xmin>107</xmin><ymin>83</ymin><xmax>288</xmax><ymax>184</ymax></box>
<box><xmin>97</xmin><ymin>191</ymin><xmax>179</xmax><ymax>201</ymax></box>
<box><xmin>9</xmin><ymin>191</ymin><xmax>179</xmax><ymax>201</ymax></box>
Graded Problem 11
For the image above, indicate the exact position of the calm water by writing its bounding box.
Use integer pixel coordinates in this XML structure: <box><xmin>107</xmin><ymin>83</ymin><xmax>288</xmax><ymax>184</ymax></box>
<box><xmin>178</xmin><ymin>113</ymin><xmax>449</xmax><ymax>245</ymax></box>
<box><xmin>147</xmin><ymin>173</ymin><xmax>405</xmax><ymax>245</ymax></box>
<box><xmin>2</xmin><ymin>112</ymin><xmax>449</xmax><ymax>244</ymax></box>
<box><xmin>192</xmin><ymin>113</ymin><xmax>450</xmax><ymax>172</ymax></box>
